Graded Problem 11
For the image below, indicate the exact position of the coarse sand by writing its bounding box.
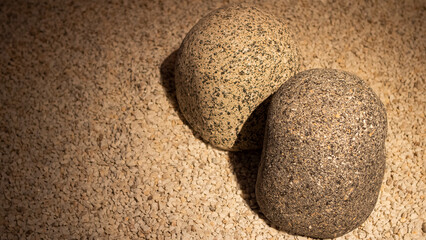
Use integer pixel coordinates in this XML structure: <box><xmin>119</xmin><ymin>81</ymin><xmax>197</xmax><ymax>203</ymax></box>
<box><xmin>0</xmin><ymin>0</ymin><xmax>424</xmax><ymax>239</ymax></box>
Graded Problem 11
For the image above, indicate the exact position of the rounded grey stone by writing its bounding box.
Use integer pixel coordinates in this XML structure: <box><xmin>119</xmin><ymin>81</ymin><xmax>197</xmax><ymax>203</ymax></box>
<box><xmin>175</xmin><ymin>3</ymin><xmax>300</xmax><ymax>151</ymax></box>
<box><xmin>256</xmin><ymin>69</ymin><xmax>387</xmax><ymax>238</ymax></box>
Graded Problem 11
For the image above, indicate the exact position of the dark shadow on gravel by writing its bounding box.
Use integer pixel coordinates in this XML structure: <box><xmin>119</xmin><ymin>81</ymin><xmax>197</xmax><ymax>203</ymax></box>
<box><xmin>159</xmin><ymin>50</ymin><xmax>181</xmax><ymax>120</ymax></box>
<box><xmin>228</xmin><ymin>150</ymin><xmax>277</xmax><ymax>229</ymax></box>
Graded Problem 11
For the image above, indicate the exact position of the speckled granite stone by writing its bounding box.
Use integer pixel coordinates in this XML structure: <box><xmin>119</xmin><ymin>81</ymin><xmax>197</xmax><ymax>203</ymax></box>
<box><xmin>256</xmin><ymin>69</ymin><xmax>387</xmax><ymax>238</ymax></box>
<box><xmin>175</xmin><ymin>3</ymin><xmax>300</xmax><ymax>151</ymax></box>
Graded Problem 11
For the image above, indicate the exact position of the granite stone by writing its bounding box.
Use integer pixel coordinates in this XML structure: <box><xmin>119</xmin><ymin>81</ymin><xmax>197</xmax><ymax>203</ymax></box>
<box><xmin>256</xmin><ymin>69</ymin><xmax>387</xmax><ymax>238</ymax></box>
<box><xmin>175</xmin><ymin>3</ymin><xmax>300</xmax><ymax>151</ymax></box>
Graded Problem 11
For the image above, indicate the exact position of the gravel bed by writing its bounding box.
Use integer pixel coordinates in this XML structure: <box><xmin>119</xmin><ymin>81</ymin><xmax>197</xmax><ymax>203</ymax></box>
<box><xmin>0</xmin><ymin>0</ymin><xmax>424</xmax><ymax>239</ymax></box>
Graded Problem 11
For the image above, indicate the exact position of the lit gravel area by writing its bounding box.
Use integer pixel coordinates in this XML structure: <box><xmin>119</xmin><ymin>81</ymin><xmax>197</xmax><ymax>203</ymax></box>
<box><xmin>0</xmin><ymin>0</ymin><xmax>424</xmax><ymax>239</ymax></box>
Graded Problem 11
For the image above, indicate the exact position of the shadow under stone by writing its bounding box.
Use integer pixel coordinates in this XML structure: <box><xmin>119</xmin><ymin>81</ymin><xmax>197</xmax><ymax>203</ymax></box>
<box><xmin>228</xmin><ymin>150</ymin><xmax>268</xmax><ymax>218</ymax></box>
<box><xmin>159</xmin><ymin>49</ymin><xmax>181</xmax><ymax>119</ymax></box>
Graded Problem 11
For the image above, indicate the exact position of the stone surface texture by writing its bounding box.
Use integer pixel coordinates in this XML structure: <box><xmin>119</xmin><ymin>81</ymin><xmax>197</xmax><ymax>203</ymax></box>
<box><xmin>256</xmin><ymin>69</ymin><xmax>388</xmax><ymax>238</ymax></box>
<box><xmin>175</xmin><ymin>3</ymin><xmax>300</xmax><ymax>151</ymax></box>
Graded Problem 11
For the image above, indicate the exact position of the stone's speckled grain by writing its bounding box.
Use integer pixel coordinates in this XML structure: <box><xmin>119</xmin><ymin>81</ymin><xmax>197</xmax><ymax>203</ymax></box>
<box><xmin>256</xmin><ymin>69</ymin><xmax>388</xmax><ymax>239</ymax></box>
<box><xmin>175</xmin><ymin>3</ymin><xmax>300</xmax><ymax>151</ymax></box>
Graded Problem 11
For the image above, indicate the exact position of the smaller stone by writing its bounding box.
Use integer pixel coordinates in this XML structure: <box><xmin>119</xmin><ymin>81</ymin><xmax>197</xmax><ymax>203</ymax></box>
<box><xmin>422</xmin><ymin>222</ymin><xmax>426</xmax><ymax>233</ymax></box>
<box><xmin>175</xmin><ymin>3</ymin><xmax>300</xmax><ymax>150</ymax></box>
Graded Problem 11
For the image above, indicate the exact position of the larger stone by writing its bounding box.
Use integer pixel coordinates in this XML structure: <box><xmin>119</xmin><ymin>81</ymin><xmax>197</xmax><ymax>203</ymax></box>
<box><xmin>256</xmin><ymin>69</ymin><xmax>387</xmax><ymax>238</ymax></box>
<box><xmin>175</xmin><ymin>3</ymin><xmax>299</xmax><ymax>151</ymax></box>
